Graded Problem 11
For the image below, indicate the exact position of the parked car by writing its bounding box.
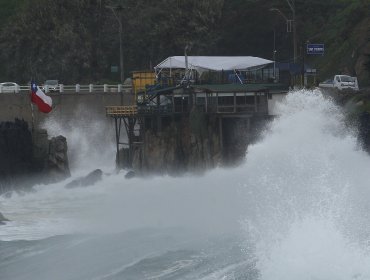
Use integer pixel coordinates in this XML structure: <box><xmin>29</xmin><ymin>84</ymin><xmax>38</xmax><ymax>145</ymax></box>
<box><xmin>0</xmin><ymin>82</ymin><xmax>20</xmax><ymax>93</ymax></box>
<box><xmin>42</xmin><ymin>80</ymin><xmax>59</xmax><ymax>92</ymax></box>
<box><xmin>319</xmin><ymin>75</ymin><xmax>359</xmax><ymax>91</ymax></box>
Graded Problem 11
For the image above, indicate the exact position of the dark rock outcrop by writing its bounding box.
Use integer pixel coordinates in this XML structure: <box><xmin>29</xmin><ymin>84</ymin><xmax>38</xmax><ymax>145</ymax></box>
<box><xmin>116</xmin><ymin>107</ymin><xmax>268</xmax><ymax>175</ymax></box>
<box><xmin>136</xmin><ymin>112</ymin><xmax>222</xmax><ymax>174</ymax></box>
<box><xmin>124</xmin><ymin>170</ymin><xmax>136</xmax><ymax>179</ymax></box>
<box><xmin>47</xmin><ymin>136</ymin><xmax>71</xmax><ymax>182</ymax></box>
<box><xmin>0</xmin><ymin>119</ymin><xmax>33</xmax><ymax>180</ymax></box>
<box><xmin>65</xmin><ymin>169</ymin><xmax>103</xmax><ymax>189</ymax></box>
<box><xmin>0</xmin><ymin>212</ymin><xmax>10</xmax><ymax>225</ymax></box>
<box><xmin>0</xmin><ymin>119</ymin><xmax>71</xmax><ymax>193</ymax></box>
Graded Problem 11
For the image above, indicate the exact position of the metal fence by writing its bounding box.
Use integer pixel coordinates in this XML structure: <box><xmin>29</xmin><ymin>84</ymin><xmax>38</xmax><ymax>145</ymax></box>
<box><xmin>0</xmin><ymin>84</ymin><xmax>132</xmax><ymax>94</ymax></box>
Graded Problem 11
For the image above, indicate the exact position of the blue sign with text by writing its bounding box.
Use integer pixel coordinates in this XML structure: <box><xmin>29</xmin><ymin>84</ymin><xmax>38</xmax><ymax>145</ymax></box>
<box><xmin>307</xmin><ymin>44</ymin><xmax>324</xmax><ymax>55</ymax></box>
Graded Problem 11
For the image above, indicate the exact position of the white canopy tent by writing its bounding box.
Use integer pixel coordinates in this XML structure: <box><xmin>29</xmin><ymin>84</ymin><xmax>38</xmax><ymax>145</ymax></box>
<box><xmin>154</xmin><ymin>56</ymin><xmax>274</xmax><ymax>84</ymax></box>
<box><xmin>154</xmin><ymin>56</ymin><xmax>273</xmax><ymax>73</ymax></box>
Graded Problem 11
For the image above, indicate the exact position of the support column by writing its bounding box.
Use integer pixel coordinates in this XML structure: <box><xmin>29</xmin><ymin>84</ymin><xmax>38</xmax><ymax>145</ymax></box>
<box><xmin>219</xmin><ymin>117</ymin><xmax>223</xmax><ymax>152</ymax></box>
<box><xmin>254</xmin><ymin>93</ymin><xmax>258</xmax><ymax>113</ymax></box>
<box><xmin>114</xmin><ymin>118</ymin><xmax>120</xmax><ymax>167</ymax></box>
<box><xmin>233</xmin><ymin>92</ymin><xmax>236</xmax><ymax>113</ymax></box>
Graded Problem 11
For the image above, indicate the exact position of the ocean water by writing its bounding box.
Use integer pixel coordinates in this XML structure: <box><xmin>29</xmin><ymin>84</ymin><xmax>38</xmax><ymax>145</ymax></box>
<box><xmin>1</xmin><ymin>89</ymin><xmax>370</xmax><ymax>280</ymax></box>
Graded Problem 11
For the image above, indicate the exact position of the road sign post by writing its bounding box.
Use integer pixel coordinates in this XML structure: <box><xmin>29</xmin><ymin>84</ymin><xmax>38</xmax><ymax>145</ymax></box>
<box><xmin>307</xmin><ymin>44</ymin><xmax>324</xmax><ymax>55</ymax></box>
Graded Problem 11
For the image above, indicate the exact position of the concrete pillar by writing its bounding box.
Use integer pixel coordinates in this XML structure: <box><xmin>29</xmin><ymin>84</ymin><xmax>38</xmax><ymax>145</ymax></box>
<box><xmin>59</xmin><ymin>84</ymin><xmax>64</xmax><ymax>93</ymax></box>
<box><xmin>89</xmin><ymin>84</ymin><xmax>94</xmax><ymax>93</ymax></box>
<box><xmin>118</xmin><ymin>84</ymin><xmax>122</xmax><ymax>93</ymax></box>
<box><xmin>45</xmin><ymin>85</ymin><xmax>49</xmax><ymax>93</ymax></box>
<box><xmin>104</xmin><ymin>84</ymin><xmax>108</xmax><ymax>93</ymax></box>
<box><xmin>0</xmin><ymin>84</ymin><xmax>2</xmax><ymax>93</ymax></box>
<box><xmin>76</xmin><ymin>84</ymin><xmax>80</xmax><ymax>93</ymax></box>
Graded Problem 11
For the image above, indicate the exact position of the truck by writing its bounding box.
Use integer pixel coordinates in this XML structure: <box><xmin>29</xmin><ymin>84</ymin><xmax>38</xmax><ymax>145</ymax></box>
<box><xmin>319</xmin><ymin>75</ymin><xmax>359</xmax><ymax>91</ymax></box>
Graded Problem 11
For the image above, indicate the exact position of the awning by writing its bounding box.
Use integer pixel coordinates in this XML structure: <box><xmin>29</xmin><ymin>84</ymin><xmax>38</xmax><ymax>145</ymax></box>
<box><xmin>154</xmin><ymin>56</ymin><xmax>273</xmax><ymax>72</ymax></box>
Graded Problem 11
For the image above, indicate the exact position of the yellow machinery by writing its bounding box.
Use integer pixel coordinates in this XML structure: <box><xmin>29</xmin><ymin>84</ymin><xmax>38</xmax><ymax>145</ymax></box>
<box><xmin>132</xmin><ymin>71</ymin><xmax>156</xmax><ymax>93</ymax></box>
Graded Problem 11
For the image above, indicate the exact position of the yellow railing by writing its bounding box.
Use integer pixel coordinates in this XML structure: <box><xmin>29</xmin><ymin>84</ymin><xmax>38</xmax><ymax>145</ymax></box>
<box><xmin>106</xmin><ymin>106</ymin><xmax>138</xmax><ymax>116</ymax></box>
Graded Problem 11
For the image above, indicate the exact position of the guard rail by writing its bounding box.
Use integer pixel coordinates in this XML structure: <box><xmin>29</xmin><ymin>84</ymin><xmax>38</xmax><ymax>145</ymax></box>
<box><xmin>0</xmin><ymin>84</ymin><xmax>132</xmax><ymax>94</ymax></box>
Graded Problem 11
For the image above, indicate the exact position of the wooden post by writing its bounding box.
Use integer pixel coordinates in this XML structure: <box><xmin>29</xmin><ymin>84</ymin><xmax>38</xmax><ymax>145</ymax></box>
<box><xmin>115</xmin><ymin>118</ymin><xmax>120</xmax><ymax>167</ymax></box>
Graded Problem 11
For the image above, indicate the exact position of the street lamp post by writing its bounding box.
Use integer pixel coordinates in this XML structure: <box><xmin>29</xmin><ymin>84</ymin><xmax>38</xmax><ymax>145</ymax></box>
<box><xmin>285</xmin><ymin>0</ymin><xmax>297</xmax><ymax>64</ymax></box>
<box><xmin>273</xmin><ymin>29</ymin><xmax>277</xmax><ymax>82</ymax></box>
<box><xmin>270</xmin><ymin>0</ymin><xmax>297</xmax><ymax>63</ymax></box>
<box><xmin>107</xmin><ymin>5</ymin><xmax>124</xmax><ymax>84</ymax></box>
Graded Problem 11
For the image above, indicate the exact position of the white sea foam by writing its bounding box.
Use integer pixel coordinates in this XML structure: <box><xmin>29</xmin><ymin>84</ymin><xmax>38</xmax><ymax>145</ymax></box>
<box><xmin>242</xmin><ymin>89</ymin><xmax>370</xmax><ymax>279</ymax></box>
<box><xmin>1</xmin><ymin>88</ymin><xmax>370</xmax><ymax>279</ymax></box>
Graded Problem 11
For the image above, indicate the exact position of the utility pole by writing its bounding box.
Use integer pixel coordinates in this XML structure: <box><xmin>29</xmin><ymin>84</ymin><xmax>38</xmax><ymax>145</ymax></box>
<box><xmin>107</xmin><ymin>4</ymin><xmax>124</xmax><ymax>84</ymax></box>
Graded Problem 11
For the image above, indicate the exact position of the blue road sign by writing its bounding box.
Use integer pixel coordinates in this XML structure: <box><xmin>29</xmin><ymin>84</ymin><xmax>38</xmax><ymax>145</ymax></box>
<box><xmin>307</xmin><ymin>44</ymin><xmax>324</xmax><ymax>55</ymax></box>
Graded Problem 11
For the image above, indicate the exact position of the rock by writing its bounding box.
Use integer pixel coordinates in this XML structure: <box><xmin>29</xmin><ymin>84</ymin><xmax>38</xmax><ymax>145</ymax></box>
<box><xmin>48</xmin><ymin>135</ymin><xmax>71</xmax><ymax>181</ymax></box>
<box><xmin>0</xmin><ymin>212</ymin><xmax>10</xmax><ymax>225</ymax></box>
<box><xmin>65</xmin><ymin>169</ymin><xmax>103</xmax><ymax>189</ymax></box>
<box><xmin>124</xmin><ymin>170</ymin><xmax>136</xmax><ymax>179</ymax></box>
<box><xmin>0</xmin><ymin>119</ymin><xmax>33</xmax><ymax>180</ymax></box>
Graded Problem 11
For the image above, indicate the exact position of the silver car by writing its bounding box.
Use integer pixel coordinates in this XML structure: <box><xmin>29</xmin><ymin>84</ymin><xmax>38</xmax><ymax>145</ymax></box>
<box><xmin>43</xmin><ymin>80</ymin><xmax>59</xmax><ymax>92</ymax></box>
<box><xmin>0</xmin><ymin>82</ymin><xmax>20</xmax><ymax>93</ymax></box>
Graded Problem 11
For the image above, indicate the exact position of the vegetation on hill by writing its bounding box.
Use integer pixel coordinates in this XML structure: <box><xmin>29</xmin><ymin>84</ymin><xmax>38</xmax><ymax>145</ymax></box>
<box><xmin>0</xmin><ymin>0</ymin><xmax>368</xmax><ymax>85</ymax></box>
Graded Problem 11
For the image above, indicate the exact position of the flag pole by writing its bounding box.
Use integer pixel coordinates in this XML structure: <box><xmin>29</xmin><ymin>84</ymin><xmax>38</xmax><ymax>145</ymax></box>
<box><xmin>30</xmin><ymin>103</ymin><xmax>35</xmax><ymax>132</ymax></box>
<box><xmin>30</xmin><ymin>80</ymin><xmax>35</xmax><ymax>131</ymax></box>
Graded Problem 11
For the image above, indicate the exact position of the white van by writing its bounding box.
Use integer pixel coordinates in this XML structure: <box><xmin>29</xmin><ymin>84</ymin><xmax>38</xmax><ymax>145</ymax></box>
<box><xmin>319</xmin><ymin>75</ymin><xmax>359</xmax><ymax>91</ymax></box>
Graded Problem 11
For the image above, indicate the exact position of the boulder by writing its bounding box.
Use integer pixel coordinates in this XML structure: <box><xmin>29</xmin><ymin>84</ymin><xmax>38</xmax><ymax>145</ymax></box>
<box><xmin>124</xmin><ymin>170</ymin><xmax>136</xmax><ymax>179</ymax></box>
<box><xmin>0</xmin><ymin>212</ymin><xmax>9</xmax><ymax>225</ymax></box>
<box><xmin>48</xmin><ymin>135</ymin><xmax>71</xmax><ymax>181</ymax></box>
<box><xmin>65</xmin><ymin>169</ymin><xmax>103</xmax><ymax>189</ymax></box>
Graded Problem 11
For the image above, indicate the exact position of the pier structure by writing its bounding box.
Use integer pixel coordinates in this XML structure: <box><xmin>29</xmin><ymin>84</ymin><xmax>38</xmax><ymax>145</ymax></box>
<box><xmin>106</xmin><ymin>56</ymin><xmax>288</xmax><ymax>168</ymax></box>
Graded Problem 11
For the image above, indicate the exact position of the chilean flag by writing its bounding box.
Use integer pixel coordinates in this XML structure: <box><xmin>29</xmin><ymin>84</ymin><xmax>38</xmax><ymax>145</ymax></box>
<box><xmin>31</xmin><ymin>82</ymin><xmax>52</xmax><ymax>113</ymax></box>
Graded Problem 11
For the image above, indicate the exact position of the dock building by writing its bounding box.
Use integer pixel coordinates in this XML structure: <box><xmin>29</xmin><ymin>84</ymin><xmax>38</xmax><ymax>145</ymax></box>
<box><xmin>106</xmin><ymin>56</ymin><xmax>288</xmax><ymax>171</ymax></box>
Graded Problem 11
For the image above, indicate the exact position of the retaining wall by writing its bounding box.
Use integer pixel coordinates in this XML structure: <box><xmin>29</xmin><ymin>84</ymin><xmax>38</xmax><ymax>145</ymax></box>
<box><xmin>0</xmin><ymin>92</ymin><xmax>133</xmax><ymax>127</ymax></box>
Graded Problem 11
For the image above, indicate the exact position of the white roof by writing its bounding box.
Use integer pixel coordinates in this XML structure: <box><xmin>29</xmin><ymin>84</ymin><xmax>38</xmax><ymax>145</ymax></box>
<box><xmin>154</xmin><ymin>56</ymin><xmax>273</xmax><ymax>72</ymax></box>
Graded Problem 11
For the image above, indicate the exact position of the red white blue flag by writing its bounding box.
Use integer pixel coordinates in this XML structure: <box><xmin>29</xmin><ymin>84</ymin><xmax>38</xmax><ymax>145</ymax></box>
<box><xmin>31</xmin><ymin>82</ymin><xmax>52</xmax><ymax>113</ymax></box>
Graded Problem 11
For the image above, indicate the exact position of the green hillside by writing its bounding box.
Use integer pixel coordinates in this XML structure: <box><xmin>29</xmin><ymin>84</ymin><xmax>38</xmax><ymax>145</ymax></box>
<box><xmin>0</xmin><ymin>0</ymin><xmax>25</xmax><ymax>26</ymax></box>
<box><xmin>0</xmin><ymin>0</ymin><xmax>368</xmax><ymax>85</ymax></box>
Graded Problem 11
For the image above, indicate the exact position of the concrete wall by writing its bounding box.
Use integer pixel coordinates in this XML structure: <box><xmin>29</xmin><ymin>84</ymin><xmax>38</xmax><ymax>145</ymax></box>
<box><xmin>0</xmin><ymin>92</ymin><xmax>133</xmax><ymax>127</ymax></box>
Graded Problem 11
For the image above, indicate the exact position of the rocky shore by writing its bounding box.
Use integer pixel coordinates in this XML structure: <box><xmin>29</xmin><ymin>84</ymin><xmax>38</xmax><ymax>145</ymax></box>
<box><xmin>0</xmin><ymin>119</ymin><xmax>70</xmax><ymax>194</ymax></box>
<box><xmin>117</xmin><ymin>108</ymin><xmax>268</xmax><ymax>175</ymax></box>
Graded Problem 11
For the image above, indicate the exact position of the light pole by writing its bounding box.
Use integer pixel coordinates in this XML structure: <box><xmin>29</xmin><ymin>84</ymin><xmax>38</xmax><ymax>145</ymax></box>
<box><xmin>106</xmin><ymin>4</ymin><xmax>124</xmax><ymax>84</ymax></box>
<box><xmin>273</xmin><ymin>29</ymin><xmax>277</xmax><ymax>82</ymax></box>
<box><xmin>270</xmin><ymin>0</ymin><xmax>297</xmax><ymax>63</ymax></box>
<box><xmin>285</xmin><ymin>0</ymin><xmax>297</xmax><ymax>64</ymax></box>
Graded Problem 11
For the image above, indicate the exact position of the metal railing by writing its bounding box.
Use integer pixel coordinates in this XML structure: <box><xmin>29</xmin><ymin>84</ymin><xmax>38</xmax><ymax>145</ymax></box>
<box><xmin>106</xmin><ymin>105</ymin><xmax>138</xmax><ymax>116</ymax></box>
<box><xmin>0</xmin><ymin>84</ymin><xmax>132</xmax><ymax>94</ymax></box>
